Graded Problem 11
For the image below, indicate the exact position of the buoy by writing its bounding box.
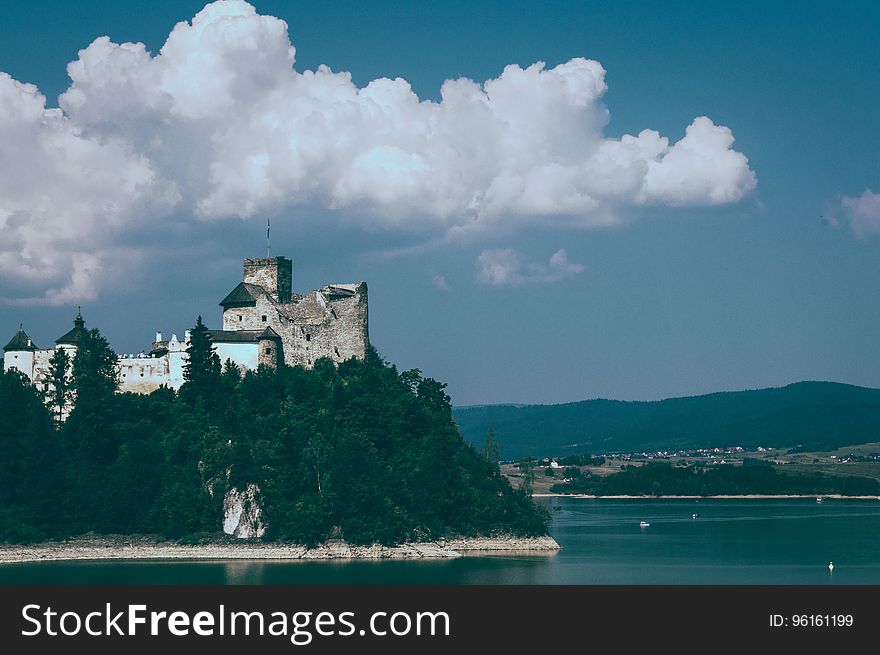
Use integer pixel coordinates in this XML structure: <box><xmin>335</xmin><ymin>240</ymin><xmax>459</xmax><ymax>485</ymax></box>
<box><xmin>829</xmin><ymin>561</ymin><xmax>834</xmax><ymax>573</ymax></box>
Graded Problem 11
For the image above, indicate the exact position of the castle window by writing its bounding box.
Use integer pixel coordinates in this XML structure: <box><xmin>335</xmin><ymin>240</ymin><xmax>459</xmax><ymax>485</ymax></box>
<box><xmin>306</xmin><ymin>333</ymin><xmax>311</xmax><ymax>342</ymax></box>
<box><xmin>238</xmin><ymin>315</ymin><xmax>242</xmax><ymax>321</ymax></box>
<box><xmin>264</xmin><ymin>348</ymin><xmax>272</xmax><ymax>355</ymax></box>
<box><xmin>262</xmin><ymin>315</ymin><xmax>267</xmax><ymax>322</ymax></box>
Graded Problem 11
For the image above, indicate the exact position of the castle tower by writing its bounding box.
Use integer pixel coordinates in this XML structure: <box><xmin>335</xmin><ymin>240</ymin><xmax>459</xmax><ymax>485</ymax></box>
<box><xmin>55</xmin><ymin>308</ymin><xmax>89</xmax><ymax>352</ymax></box>
<box><xmin>243</xmin><ymin>257</ymin><xmax>292</xmax><ymax>304</ymax></box>
<box><xmin>257</xmin><ymin>326</ymin><xmax>282</xmax><ymax>368</ymax></box>
<box><xmin>3</xmin><ymin>325</ymin><xmax>38</xmax><ymax>380</ymax></box>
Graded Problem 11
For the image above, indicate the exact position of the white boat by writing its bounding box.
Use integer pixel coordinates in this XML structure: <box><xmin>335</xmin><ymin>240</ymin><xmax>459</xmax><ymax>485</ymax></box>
<box><xmin>639</xmin><ymin>521</ymin><xmax>650</xmax><ymax>527</ymax></box>
<box><xmin>816</xmin><ymin>497</ymin><xmax>823</xmax><ymax>503</ymax></box>
<box><xmin>692</xmin><ymin>513</ymin><xmax>698</xmax><ymax>519</ymax></box>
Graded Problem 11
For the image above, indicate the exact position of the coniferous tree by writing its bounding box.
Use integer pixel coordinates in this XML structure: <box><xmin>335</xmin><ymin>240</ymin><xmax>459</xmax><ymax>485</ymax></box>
<box><xmin>221</xmin><ymin>358</ymin><xmax>242</xmax><ymax>388</ymax></box>
<box><xmin>71</xmin><ymin>328</ymin><xmax>118</xmax><ymax>403</ymax></box>
<box><xmin>184</xmin><ymin>316</ymin><xmax>221</xmax><ymax>389</ymax></box>
<box><xmin>47</xmin><ymin>347</ymin><xmax>71</xmax><ymax>424</ymax></box>
<box><xmin>481</xmin><ymin>426</ymin><xmax>500</xmax><ymax>464</ymax></box>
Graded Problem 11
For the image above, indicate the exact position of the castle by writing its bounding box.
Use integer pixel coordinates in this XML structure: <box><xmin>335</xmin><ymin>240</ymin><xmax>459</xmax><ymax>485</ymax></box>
<box><xmin>3</xmin><ymin>256</ymin><xmax>369</xmax><ymax>394</ymax></box>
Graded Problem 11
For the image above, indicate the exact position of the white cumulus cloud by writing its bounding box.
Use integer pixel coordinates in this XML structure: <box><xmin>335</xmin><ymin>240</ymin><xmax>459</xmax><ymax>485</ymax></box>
<box><xmin>0</xmin><ymin>0</ymin><xmax>756</xmax><ymax>303</ymax></box>
<box><xmin>841</xmin><ymin>190</ymin><xmax>880</xmax><ymax>237</ymax></box>
<box><xmin>477</xmin><ymin>248</ymin><xmax>584</xmax><ymax>286</ymax></box>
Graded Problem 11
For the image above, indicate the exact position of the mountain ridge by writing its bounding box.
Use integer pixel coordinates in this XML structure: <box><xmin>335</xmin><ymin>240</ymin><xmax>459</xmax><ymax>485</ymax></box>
<box><xmin>453</xmin><ymin>381</ymin><xmax>880</xmax><ymax>459</ymax></box>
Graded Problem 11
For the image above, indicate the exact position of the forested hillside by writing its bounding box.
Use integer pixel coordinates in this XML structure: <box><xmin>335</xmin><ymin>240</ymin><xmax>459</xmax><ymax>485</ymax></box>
<box><xmin>454</xmin><ymin>382</ymin><xmax>880</xmax><ymax>459</ymax></box>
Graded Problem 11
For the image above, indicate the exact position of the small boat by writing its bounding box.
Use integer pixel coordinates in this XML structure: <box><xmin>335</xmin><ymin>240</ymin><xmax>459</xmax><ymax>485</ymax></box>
<box><xmin>816</xmin><ymin>497</ymin><xmax>823</xmax><ymax>503</ymax></box>
<box><xmin>639</xmin><ymin>521</ymin><xmax>650</xmax><ymax>527</ymax></box>
<box><xmin>828</xmin><ymin>561</ymin><xmax>834</xmax><ymax>573</ymax></box>
<box><xmin>692</xmin><ymin>513</ymin><xmax>698</xmax><ymax>519</ymax></box>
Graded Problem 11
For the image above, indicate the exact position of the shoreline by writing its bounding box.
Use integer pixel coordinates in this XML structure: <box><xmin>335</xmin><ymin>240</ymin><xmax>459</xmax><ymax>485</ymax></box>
<box><xmin>533</xmin><ymin>493</ymin><xmax>880</xmax><ymax>499</ymax></box>
<box><xmin>0</xmin><ymin>535</ymin><xmax>560</xmax><ymax>565</ymax></box>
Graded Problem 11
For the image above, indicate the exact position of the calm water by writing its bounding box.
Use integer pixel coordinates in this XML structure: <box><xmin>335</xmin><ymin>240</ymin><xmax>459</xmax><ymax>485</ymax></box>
<box><xmin>2</xmin><ymin>498</ymin><xmax>879</xmax><ymax>584</ymax></box>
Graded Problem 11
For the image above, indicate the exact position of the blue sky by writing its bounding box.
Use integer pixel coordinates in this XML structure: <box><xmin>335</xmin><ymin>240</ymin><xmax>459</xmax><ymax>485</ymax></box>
<box><xmin>1</xmin><ymin>0</ymin><xmax>878</xmax><ymax>405</ymax></box>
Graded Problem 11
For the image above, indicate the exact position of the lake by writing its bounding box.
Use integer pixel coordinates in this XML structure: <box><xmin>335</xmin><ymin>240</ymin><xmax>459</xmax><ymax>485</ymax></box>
<box><xmin>2</xmin><ymin>497</ymin><xmax>879</xmax><ymax>584</ymax></box>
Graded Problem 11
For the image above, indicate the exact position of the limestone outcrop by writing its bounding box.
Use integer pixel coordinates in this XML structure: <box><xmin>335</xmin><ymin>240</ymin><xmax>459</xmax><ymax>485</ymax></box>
<box><xmin>223</xmin><ymin>484</ymin><xmax>266</xmax><ymax>538</ymax></box>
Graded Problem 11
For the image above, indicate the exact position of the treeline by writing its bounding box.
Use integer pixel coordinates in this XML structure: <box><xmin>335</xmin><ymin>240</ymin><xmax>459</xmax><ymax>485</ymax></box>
<box><xmin>551</xmin><ymin>460</ymin><xmax>880</xmax><ymax>496</ymax></box>
<box><xmin>0</xmin><ymin>319</ymin><xmax>548</xmax><ymax>544</ymax></box>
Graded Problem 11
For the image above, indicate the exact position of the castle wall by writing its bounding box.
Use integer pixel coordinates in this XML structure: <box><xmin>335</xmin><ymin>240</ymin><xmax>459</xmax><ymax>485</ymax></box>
<box><xmin>32</xmin><ymin>350</ymin><xmax>52</xmax><ymax>391</ymax></box>
<box><xmin>277</xmin><ymin>283</ymin><xmax>369</xmax><ymax>368</ymax></box>
<box><xmin>118</xmin><ymin>356</ymin><xmax>169</xmax><ymax>394</ymax></box>
<box><xmin>223</xmin><ymin>296</ymin><xmax>280</xmax><ymax>332</ymax></box>
<box><xmin>4</xmin><ymin>350</ymin><xmax>35</xmax><ymax>380</ymax></box>
<box><xmin>220</xmin><ymin>283</ymin><xmax>368</xmax><ymax>370</ymax></box>
<box><xmin>167</xmin><ymin>340</ymin><xmax>187</xmax><ymax>389</ymax></box>
<box><xmin>215</xmin><ymin>342</ymin><xmax>258</xmax><ymax>371</ymax></box>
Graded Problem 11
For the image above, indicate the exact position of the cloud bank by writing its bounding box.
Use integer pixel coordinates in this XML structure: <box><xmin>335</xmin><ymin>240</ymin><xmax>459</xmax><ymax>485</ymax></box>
<box><xmin>0</xmin><ymin>0</ymin><xmax>756</xmax><ymax>303</ymax></box>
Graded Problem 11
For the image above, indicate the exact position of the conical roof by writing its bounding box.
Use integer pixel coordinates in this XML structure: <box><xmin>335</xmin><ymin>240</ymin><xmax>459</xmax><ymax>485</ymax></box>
<box><xmin>3</xmin><ymin>326</ymin><xmax>38</xmax><ymax>352</ymax></box>
<box><xmin>56</xmin><ymin>308</ymin><xmax>89</xmax><ymax>346</ymax></box>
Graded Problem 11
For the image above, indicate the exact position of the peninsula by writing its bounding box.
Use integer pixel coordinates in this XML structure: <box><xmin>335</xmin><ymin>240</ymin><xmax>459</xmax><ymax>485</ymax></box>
<box><xmin>0</xmin><ymin>259</ymin><xmax>552</xmax><ymax>553</ymax></box>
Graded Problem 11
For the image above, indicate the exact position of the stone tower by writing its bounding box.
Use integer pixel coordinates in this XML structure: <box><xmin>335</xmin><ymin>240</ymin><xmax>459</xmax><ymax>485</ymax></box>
<box><xmin>243</xmin><ymin>257</ymin><xmax>292</xmax><ymax>304</ymax></box>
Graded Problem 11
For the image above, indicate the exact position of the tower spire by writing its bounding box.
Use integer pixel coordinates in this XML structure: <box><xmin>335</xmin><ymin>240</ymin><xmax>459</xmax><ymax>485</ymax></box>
<box><xmin>267</xmin><ymin>217</ymin><xmax>271</xmax><ymax>258</ymax></box>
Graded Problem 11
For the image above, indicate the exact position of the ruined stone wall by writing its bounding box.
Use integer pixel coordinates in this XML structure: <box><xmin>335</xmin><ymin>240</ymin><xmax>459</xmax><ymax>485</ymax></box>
<box><xmin>276</xmin><ymin>282</ymin><xmax>369</xmax><ymax>368</ymax></box>
<box><xmin>220</xmin><ymin>282</ymin><xmax>368</xmax><ymax>370</ymax></box>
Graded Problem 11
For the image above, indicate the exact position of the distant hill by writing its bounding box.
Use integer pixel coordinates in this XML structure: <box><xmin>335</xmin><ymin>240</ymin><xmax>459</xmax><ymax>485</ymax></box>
<box><xmin>453</xmin><ymin>382</ymin><xmax>880</xmax><ymax>460</ymax></box>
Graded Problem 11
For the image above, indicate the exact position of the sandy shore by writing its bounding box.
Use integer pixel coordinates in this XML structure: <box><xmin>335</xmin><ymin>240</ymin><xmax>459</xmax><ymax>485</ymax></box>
<box><xmin>533</xmin><ymin>493</ymin><xmax>880</xmax><ymax>499</ymax></box>
<box><xmin>0</xmin><ymin>534</ymin><xmax>560</xmax><ymax>564</ymax></box>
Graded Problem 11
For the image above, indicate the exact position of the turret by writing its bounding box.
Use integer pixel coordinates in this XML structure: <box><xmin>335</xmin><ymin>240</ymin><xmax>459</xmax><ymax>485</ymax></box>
<box><xmin>55</xmin><ymin>308</ymin><xmax>89</xmax><ymax>351</ymax></box>
<box><xmin>3</xmin><ymin>325</ymin><xmax>38</xmax><ymax>380</ymax></box>
<box><xmin>257</xmin><ymin>326</ymin><xmax>282</xmax><ymax>368</ymax></box>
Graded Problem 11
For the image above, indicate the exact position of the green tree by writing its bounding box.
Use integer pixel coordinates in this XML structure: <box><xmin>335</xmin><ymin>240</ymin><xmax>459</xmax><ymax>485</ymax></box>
<box><xmin>47</xmin><ymin>347</ymin><xmax>71</xmax><ymax>424</ymax></box>
<box><xmin>184</xmin><ymin>316</ymin><xmax>221</xmax><ymax>390</ymax></box>
<box><xmin>71</xmin><ymin>328</ymin><xmax>118</xmax><ymax>403</ymax></box>
<box><xmin>0</xmin><ymin>369</ymin><xmax>60</xmax><ymax>541</ymax></box>
<box><xmin>520</xmin><ymin>456</ymin><xmax>537</xmax><ymax>494</ymax></box>
<box><xmin>481</xmin><ymin>426</ymin><xmax>500</xmax><ymax>464</ymax></box>
<box><xmin>221</xmin><ymin>358</ymin><xmax>242</xmax><ymax>388</ymax></box>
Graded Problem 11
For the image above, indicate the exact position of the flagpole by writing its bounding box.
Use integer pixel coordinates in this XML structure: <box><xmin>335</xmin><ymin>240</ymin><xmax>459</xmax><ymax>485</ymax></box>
<box><xmin>267</xmin><ymin>217</ymin><xmax>271</xmax><ymax>258</ymax></box>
